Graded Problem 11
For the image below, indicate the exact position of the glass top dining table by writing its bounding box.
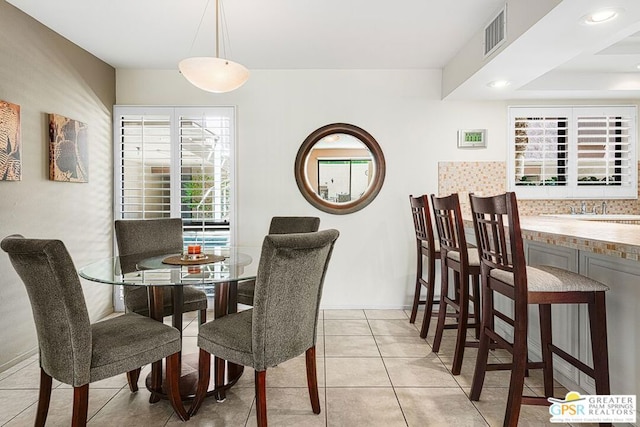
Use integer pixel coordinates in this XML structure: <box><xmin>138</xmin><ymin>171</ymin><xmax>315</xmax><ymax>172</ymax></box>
<box><xmin>78</xmin><ymin>246</ymin><xmax>262</xmax><ymax>405</ymax></box>
<box><xmin>79</xmin><ymin>246</ymin><xmax>261</xmax><ymax>289</ymax></box>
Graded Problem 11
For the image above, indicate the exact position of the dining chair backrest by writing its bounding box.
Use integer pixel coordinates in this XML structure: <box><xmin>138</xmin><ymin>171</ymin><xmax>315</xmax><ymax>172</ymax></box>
<box><xmin>114</xmin><ymin>218</ymin><xmax>192</xmax><ymax>315</ymax></box>
<box><xmin>251</xmin><ymin>229</ymin><xmax>339</xmax><ymax>370</ymax></box>
<box><xmin>468</xmin><ymin>192</ymin><xmax>528</xmax><ymax>301</ymax></box>
<box><xmin>114</xmin><ymin>218</ymin><xmax>184</xmax><ymax>257</ymax></box>
<box><xmin>268</xmin><ymin>216</ymin><xmax>320</xmax><ymax>234</ymax></box>
<box><xmin>1</xmin><ymin>234</ymin><xmax>92</xmax><ymax>386</ymax></box>
<box><xmin>431</xmin><ymin>193</ymin><xmax>469</xmax><ymax>264</ymax></box>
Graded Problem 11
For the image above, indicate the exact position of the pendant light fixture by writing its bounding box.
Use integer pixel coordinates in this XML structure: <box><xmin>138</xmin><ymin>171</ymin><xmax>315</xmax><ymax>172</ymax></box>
<box><xmin>179</xmin><ymin>0</ymin><xmax>249</xmax><ymax>93</ymax></box>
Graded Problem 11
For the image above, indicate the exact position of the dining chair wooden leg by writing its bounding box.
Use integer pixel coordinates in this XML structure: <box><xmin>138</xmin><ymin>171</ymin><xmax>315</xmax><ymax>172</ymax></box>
<box><xmin>35</xmin><ymin>368</ymin><xmax>52</xmax><ymax>427</ymax></box>
<box><xmin>305</xmin><ymin>346</ymin><xmax>321</xmax><ymax>414</ymax></box>
<box><xmin>431</xmin><ymin>259</ymin><xmax>449</xmax><ymax>353</ymax></box>
<box><xmin>538</xmin><ymin>304</ymin><xmax>554</xmax><ymax>397</ymax></box>
<box><xmin>148</xmin><ymin>360</ymin><xmax>162</xmax><ymax>403</ymax></box>
<box><xmin>215</xmin><ymin>356</ymin><xmax>227</xmax><ymax>401</ymax></box>
<box><xmin>126</xmin><ymin>368</ymin><xmax>140</xmax><ymax>392</ymax></box>
<box><xmin>255</xmin><ymin>370</ymin><xmax>267</xmax><ymax>427</ymax></box>
<box><xmin>166</xmin><ymin>353</ymin><xmax>189</xmax><ymax>421</ymax></box>
<box><xmin>71</xmin><ymin>384</ymin><xmax>89</xmax><ymax>427</ymax></box>
<box><xmin>189</xmin><ymin>349</ymin><xmax>211</xmax><ymax>416</ymax></box>
<box><xmin>199</xmin><ymin>308</ymin><xmax>207</xmax><ymax>325</ymax></box>
<box><xmin>451</xmin><ymin>270</ymin><xmax>470</xmax><ymax>375</ymax></box>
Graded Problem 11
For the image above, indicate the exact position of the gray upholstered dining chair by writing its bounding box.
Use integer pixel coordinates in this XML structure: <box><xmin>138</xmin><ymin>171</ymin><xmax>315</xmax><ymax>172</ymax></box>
<box><xmin>189</xmin><ymin>229</ymin><xmax>339</xmax><ymax>427</ymax></box>
<box><xmin>114</xmin><ymin>218</ymin><xmax>209</xmax><ymax>319</ymax></box>
<box><xmin>236</xmin><ymin>216</ymin><xmax>320</xmax><ymax>306</ymax></box>
<box><xmin>114</xmin><ymin>218</ymin><xmax>209</xmax><ymax>392</ymax></box>
<box><xmin>0</xmin><ymin>235</ymin><xmax>189</xmax><ymax>425</ymax></box>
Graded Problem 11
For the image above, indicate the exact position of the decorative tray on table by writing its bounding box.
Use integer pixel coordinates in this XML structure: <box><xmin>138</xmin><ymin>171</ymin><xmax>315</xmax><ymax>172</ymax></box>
<box><xmin>162</xmin><ymin>253</ymin><xmax>226</xmax><ymax>266</ymax></box>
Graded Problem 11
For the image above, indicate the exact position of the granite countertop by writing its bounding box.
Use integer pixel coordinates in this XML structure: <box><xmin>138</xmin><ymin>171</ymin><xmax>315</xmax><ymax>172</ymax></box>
<box><xmin>519</xmin><ymin>216</ymin><xmax>640</xmax><ymax>261</ymax></box>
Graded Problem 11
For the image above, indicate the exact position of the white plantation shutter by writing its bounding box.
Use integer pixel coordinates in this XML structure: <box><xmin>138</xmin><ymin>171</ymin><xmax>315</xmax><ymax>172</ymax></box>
<box><xmin>508</xmin><ymin>106</ymin><xmax>637</xmax><ymax>199</ymax></box>
<box><xmin>114</xmin><ymin>106</ymin><xmax>235</xmax><ymax>247</ymax></box>
<box><xmin>176</xmin><ymin>108</ymin><xmax>233</xmax><ymax>248</ymax></box>
<box><xmin>115</xmin><ymin>110</ymin><xmax>173</xmax><ymax>219</ymax></box>
<box><xmin>512</xmin><ymin>112</ymin><xmax>569</xmax><ymax>187</ymax></box>
<box><xmin>575</xmin><ymin>109</ymin><xmax>634</xmax><ymax>191</ymax></box>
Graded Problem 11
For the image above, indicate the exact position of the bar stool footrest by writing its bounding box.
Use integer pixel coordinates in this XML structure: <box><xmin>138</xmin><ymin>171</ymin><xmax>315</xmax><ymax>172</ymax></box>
<box><xmin>550</xmin><ymin>344</ymin><xmax>595</xmax><ymax>378</ymax></box>
<box><xmin>521</xmin><ymin>396</ymin><xmax>549</xmax><ymax>406</ymax></box>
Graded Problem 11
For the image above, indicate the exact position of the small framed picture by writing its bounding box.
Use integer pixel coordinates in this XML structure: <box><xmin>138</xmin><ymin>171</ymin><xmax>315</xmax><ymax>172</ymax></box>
<box><xmin>49</xmin><ymin>113</ymin><xmax>88</xmax><ymax>182</ymax></box>
<box><xmin>457</xmin><ymin>129</ymin><xmax>487</xmax><ymax>148</ymax></box>
<box><xmin>0</xmin><ymin>99</ymin><xmax>21</xmax><ymax>181</ymax></box>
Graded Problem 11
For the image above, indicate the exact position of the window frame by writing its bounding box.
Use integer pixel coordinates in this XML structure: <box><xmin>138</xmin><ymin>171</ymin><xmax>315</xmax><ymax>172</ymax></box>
<box><xmin>112</xmin><ymin>105</ymin><xmax>237</xmax><ymax>310</ymax></box>
<box><xmin>507</xmin><ymin>105</ymin><xmax>637</xmax><ymax>200</ymax></box>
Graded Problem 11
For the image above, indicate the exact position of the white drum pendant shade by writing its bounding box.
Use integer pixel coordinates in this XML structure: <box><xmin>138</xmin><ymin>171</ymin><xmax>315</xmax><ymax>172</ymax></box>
<box><xmin>179</xmin><ymin>57</ymin><xmax>249</xmax><ymax>93</ymax></box>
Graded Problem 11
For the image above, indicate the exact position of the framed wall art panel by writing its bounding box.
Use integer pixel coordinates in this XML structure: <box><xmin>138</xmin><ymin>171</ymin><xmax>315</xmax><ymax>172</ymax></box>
<box><xmin>48</xmin><ymin>113</ymin><xmax>88</xmax><ymax>182</ymax></box>
<box><xmin>0</xmin><ymin>100</ymin><xmax>21</xmax><ymax>181</ymax></box>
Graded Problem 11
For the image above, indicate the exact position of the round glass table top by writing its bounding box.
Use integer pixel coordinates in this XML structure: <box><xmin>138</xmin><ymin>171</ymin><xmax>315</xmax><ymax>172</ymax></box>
<box><xmin>78</xmin><ymin>246</ymin><xmax>261</xmax><ymax>287</ymax></box>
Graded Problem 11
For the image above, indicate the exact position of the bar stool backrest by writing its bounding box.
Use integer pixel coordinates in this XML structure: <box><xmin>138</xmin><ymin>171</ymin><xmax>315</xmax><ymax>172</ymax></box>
<box><xmin>431</xmin><ymin>193</ymin><xmax>469</xmax><ymax>266</ymax></box>
<box><xmin>468</xmin><ymin>192</ymin><xmax>528</xmax><ymax>304</ymax></box>
<box><xmin>409</xmin><ymin>195</ymin><xmax>437</xmax><ymax>254</ymax></box>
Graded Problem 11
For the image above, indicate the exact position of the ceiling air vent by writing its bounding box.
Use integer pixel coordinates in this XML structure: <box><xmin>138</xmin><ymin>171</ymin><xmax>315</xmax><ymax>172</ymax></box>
<box><xmin>484</xmin><ymin>6</ymin><xmax>506</xmax><ymax>58</ymax></box>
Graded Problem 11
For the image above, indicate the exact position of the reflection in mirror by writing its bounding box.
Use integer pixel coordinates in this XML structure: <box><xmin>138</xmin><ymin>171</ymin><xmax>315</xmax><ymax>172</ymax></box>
<box><xmin>308</xmin><ymin>134</ymin><xmax>373</xmax><ymax>204</ymax></box>
<box><xmin>295</xmin><ymin>123</ymin><xmax>385</xmax><ymax>215</ymax></box>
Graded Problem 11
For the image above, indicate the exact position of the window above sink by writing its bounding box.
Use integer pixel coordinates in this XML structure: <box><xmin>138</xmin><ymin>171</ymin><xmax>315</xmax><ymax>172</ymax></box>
<box><xmin>507</xmin><ymin>106</ymin><xmax>638</xmax><ymax>200</ymax></box>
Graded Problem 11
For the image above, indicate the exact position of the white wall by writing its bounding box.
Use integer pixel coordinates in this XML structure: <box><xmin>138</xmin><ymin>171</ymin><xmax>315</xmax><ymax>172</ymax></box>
<box><xmin>116</xmin><ymin>68</ymin><xmax>508</xmax><ymax>308</ymax></box>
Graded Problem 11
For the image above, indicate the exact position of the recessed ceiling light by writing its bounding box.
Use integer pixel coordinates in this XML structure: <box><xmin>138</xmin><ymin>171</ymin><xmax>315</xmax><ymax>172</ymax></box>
<box><xmin>636</xmin><ymin>64</ymin><xmax>640</xmax><ymax>70</ymax></box>
<box><xmin>487</xmin><ymin>80</ymin><xmax>511</xmax><ymax>88</ymax></box>
<box><xmin>583</xmin><ymin>8</ymin><xmax>621</xmax><ymax>24</ymax></box>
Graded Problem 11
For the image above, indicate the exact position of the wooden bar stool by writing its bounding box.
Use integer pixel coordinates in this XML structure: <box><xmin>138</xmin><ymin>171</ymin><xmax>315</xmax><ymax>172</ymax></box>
<box><xmin>468</xmin><ymin>192</ymin><xmax>611</xmax><ymax>427</ymax></box>
<box><xmin>408</xmin><ymin>195</ymin><xmax>442</xmax><ymax>338</ymax></box>
<box><xmin>430</xmin><ymin>193</ymin><xmax>481</xmax><ymax>375</ymax></box>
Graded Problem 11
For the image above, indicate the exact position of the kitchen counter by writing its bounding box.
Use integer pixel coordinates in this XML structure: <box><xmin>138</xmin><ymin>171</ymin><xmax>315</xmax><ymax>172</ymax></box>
<box><xmin>519</xmin><ymin>215</ymin><xmax>640</xmax><ymax>261</ymax></box>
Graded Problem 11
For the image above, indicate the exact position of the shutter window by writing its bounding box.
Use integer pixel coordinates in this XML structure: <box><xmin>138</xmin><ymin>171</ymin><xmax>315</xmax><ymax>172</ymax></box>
<box><xmin>114</xmin><ymin>106</ymin><xmax>235</xmax><ymax>248</ymax></box>
<box><xmin>514</xmin><ymin>115</ymin><xmax>569</xmax><ymax>187</ymax></box>
<box><xmin>178</xmin><ymin>110</ymin><xmax>232</xmax><ymax>249</ymax></box>
<box><xmin>508</xmin><ymin>106</ymin><xmax>637</xmax><ymax>199</ymax></box>
<box><xmin>116</xmin><ymin>113</ymin><xmax>172</xmax><ymax>219</ymax></box>
<box><xmin>576</xmin><ymin>114</ymin><xmax>633</xmax><ymax>187</ymax></box>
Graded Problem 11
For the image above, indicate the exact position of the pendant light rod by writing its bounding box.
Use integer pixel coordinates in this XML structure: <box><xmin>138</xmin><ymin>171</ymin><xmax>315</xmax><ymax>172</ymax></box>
<box><xmin>215</xmin><ymin>0</ymin><xmax>220</xmax><ymax>58</ymax></box>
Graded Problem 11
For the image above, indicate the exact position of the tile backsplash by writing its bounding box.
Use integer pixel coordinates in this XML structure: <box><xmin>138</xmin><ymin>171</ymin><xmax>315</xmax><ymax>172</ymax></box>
<box><xmin>438</xmin><ymin>161</ymin><xmax>640</xmax><ymax>216</ymax></box>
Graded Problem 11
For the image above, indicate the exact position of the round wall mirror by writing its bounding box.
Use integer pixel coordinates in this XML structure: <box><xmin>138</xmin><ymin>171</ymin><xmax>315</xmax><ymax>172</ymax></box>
<box><xmin>294</xmin><ymin>123</ymin><xmax>386</xmax><ymax>215</ymax></box>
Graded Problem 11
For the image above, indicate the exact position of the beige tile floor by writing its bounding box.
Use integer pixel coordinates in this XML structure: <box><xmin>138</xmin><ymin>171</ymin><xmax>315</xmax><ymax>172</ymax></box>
<box><xmin>0</xmin><ymin>308</ymin><xmax>597</xmax><ymax>426</ymax></box>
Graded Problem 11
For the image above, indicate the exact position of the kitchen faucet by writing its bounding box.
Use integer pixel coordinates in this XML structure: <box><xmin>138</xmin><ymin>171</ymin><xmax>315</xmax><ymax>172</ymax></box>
<box><xmin>580</xmin><ymin>201</ymin><xmax>587</xmax><ymax>214</ymax></box>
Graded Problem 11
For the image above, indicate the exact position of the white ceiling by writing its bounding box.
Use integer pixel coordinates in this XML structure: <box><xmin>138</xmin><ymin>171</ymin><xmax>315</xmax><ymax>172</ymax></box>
<box><xmin>6</xmin><ymin>0</ymin><xmax>640</xmax><ymax>100</ymax></box>
<box><xmin>5</xmin><ymin>0</ymin><xmax>506</xmax><ymax>69</ymax></box>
